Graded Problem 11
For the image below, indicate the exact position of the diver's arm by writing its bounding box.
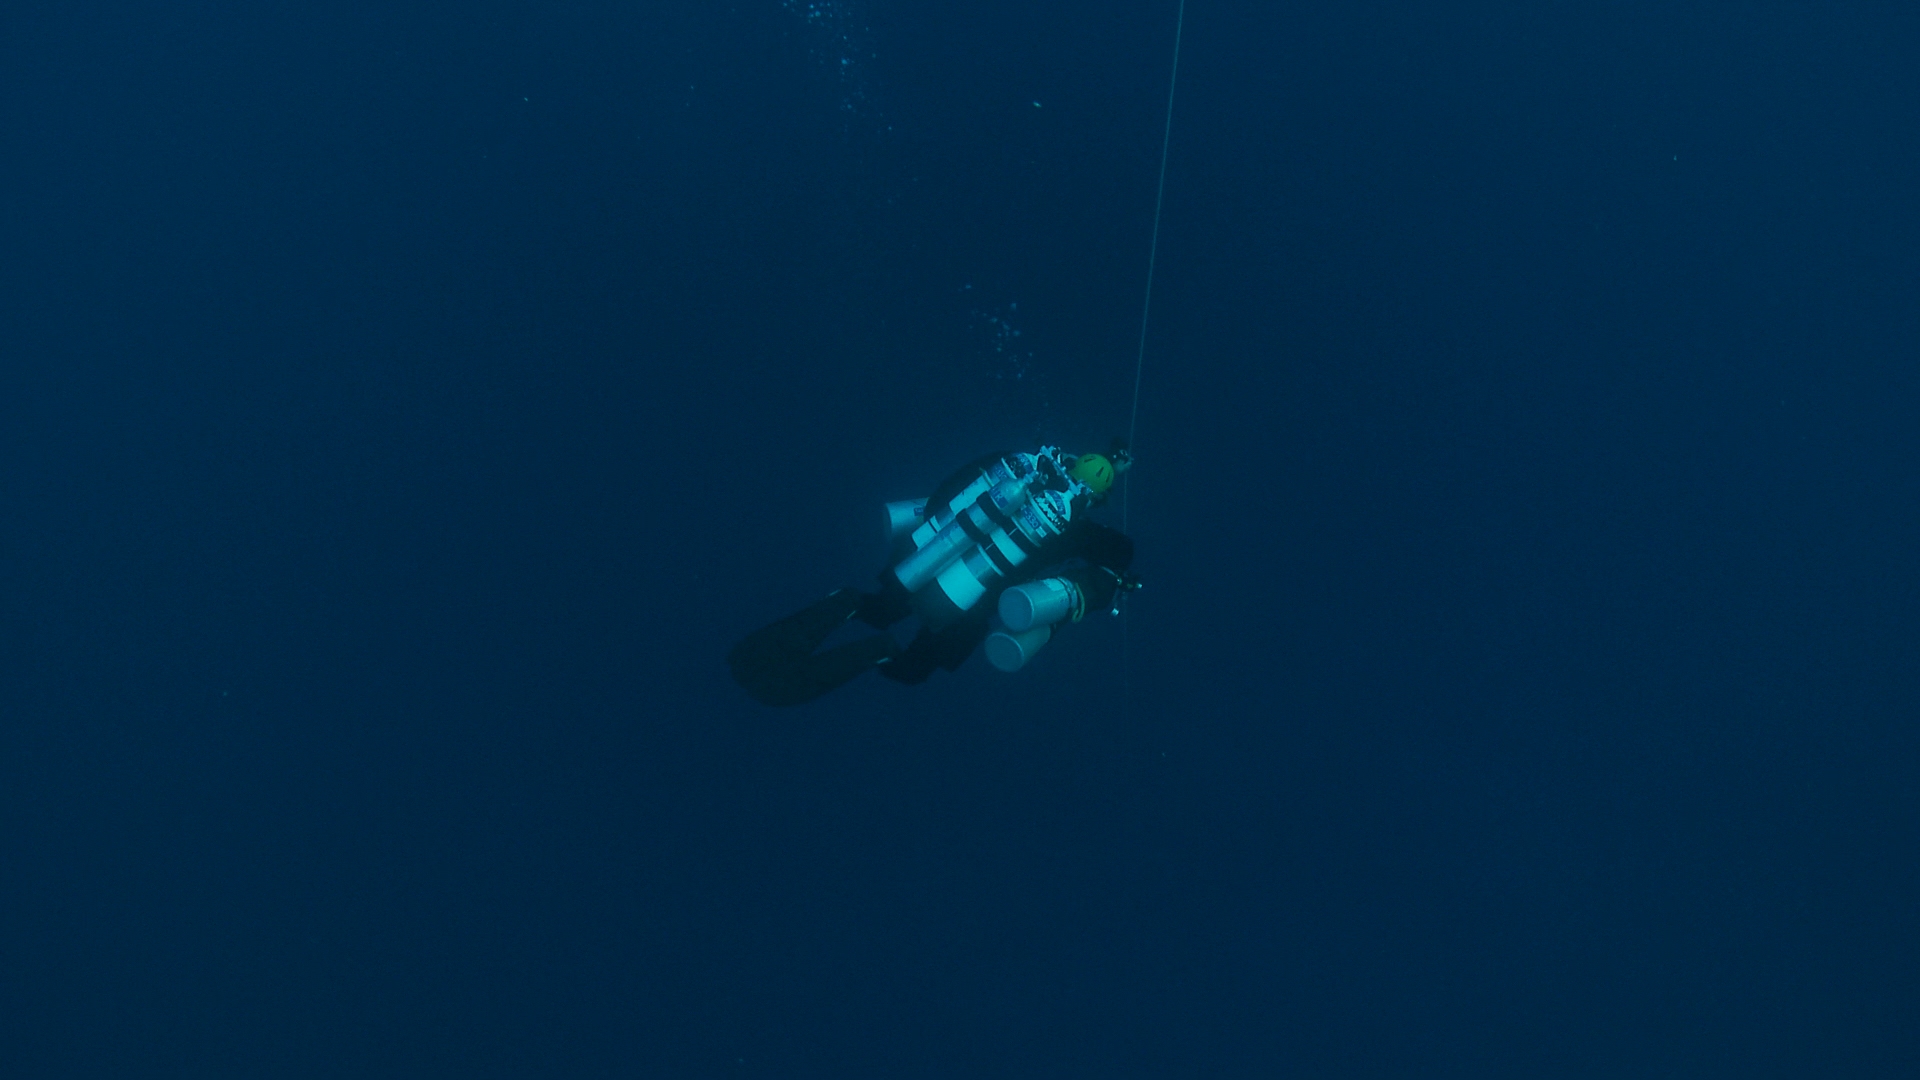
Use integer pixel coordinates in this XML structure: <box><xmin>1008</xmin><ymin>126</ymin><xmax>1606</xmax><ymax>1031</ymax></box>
<box><xmin>1038</xmin><ymin>522</ymin><xmax>1137</xmax><ymax>613</ymax></box>
<box><xmin>1064</xmin><ymin>521</ymin><xmax>1135</xmax><ymax>574</ymax></box>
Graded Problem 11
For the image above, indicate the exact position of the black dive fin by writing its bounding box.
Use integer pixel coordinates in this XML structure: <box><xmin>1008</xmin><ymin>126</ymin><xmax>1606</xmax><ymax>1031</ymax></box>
<box><xmin>728</xmin><ymin>589</ymin><xmax>897</xmax><ymax>707</ymax></box>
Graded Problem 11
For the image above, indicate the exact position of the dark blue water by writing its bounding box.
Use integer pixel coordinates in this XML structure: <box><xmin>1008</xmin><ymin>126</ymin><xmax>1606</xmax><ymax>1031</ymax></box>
<box><xmin>5</xmin><ymin>2</ymin><xmax>1916</xmax><ymax>1075</ymax></box>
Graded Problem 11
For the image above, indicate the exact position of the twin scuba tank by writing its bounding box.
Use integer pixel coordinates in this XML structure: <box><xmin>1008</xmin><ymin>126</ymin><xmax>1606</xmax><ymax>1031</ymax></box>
<box><xmin>985</xmin><ymin>575</ymin><xmax>1085</xmax><ymax>672</ymax></box>
<box><xmin>881</xmin><ymin>448</ymin><xmax>1092</xmax><ymax>672</ymax></box>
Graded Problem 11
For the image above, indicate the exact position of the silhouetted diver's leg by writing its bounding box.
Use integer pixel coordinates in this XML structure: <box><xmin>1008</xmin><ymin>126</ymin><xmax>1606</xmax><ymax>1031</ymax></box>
<box><xmin>728</xmin><ymin>589</ymin><xmax>898</xmax><ymax>706</ymax></box>
<box><xmin>876</xmin><ymin>604</ymin><xmax>992</xmax><ymax>685</ymax></box>
<box><xmin>855</xmin><ymin>574</ymin><xmax>913</xmax><ymax>629</ymax></box>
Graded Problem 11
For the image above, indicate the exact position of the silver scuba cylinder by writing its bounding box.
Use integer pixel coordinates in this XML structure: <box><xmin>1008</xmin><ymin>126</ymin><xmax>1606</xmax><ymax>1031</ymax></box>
<box><xmin>891</xmin><ymin>510</ymin><xmax>986</xmax><ymax>594</ymax></box>
<box><xmin>998</xmin><ymin>577</ymin><xmax>1084</xmax><ymax>632</ymax></box>
<box><xmin>984</xmin><ymin>624</ymin><xmax>1052</xmax><ymax>672</ymax></box>
<box><xmin>916</xmin><ymin>478</ymin><xmax>1070</xmax><ymax>625</ymax></box>
<box><xmin>890</xmin><ymin>454</ymin><xmax>1041</xmax><ymax>597</ymax></box>
<box><xmin>886</xmin><ymin>447</ymin><xmax>1091</xmax><ymax>630</ymax></box>
<box><xmin>905</xmin><ymin>453</ymin><xmax>1032</xmax><ymax>550</ymax></box>
<box><xmin>884</xmin><ymin>499</ymin><xmax>928</xmax><ymax>544</ymax></box>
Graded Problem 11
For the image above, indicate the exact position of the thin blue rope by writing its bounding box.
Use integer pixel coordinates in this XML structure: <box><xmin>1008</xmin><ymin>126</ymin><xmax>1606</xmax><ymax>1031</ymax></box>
<box><xmin>1121</xmin><ymin>0</ymin><xmax>1185</xmax><ymax>727</ymax></box>
<box><xmin>1124</xmin><ymin>0</ymin><xmax>1185</xmax><ymax>535</ymax></box>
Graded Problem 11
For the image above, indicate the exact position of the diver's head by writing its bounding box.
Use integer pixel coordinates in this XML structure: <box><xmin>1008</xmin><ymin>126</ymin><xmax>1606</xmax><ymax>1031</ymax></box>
<box><xmin>1067</xmin><ymin>453</ymin><xmax>1117</xmax><ymax>498</ymax></box>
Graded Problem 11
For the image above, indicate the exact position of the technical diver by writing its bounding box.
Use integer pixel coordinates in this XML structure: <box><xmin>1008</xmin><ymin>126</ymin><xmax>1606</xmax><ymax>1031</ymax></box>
<box><xmin>727</xmin><ymin>442</ymin><xmax>1139</xmax><ymax>707</ymax></box>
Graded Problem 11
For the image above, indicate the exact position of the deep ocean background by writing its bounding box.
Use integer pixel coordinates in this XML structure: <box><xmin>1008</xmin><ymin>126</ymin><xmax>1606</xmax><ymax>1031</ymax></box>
<box><xmin>4</xmin><ymin>1</ymin><xmax>1917</xmax><ymax>1075</ymax></box>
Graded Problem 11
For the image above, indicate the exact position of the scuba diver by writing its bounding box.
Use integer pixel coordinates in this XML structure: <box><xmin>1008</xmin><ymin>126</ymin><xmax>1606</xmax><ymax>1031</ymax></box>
<box><xmin>728</xmin><ymin>441</ymin><xmax>1140</xmax><ymax>707</ymax></box>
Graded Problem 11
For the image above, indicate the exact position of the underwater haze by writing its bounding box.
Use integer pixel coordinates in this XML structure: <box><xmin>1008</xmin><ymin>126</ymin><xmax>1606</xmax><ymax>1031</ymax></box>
<box><xmin>3</xmin><ymin>1</ymin><xmax>1917</xmax><ymax>1075</ymax></box>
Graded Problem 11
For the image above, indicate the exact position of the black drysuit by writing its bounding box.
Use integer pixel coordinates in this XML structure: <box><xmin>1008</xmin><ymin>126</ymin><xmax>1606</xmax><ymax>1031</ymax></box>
<box><xmin>859</xmin><ymin>454</ymin><xmax>1134</xmax><ymax>683</ymax></box>
<box><xmin>727</xmin><ymin>452</ymin><xmax>1135</xmax><ymax>705</ymax></box>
